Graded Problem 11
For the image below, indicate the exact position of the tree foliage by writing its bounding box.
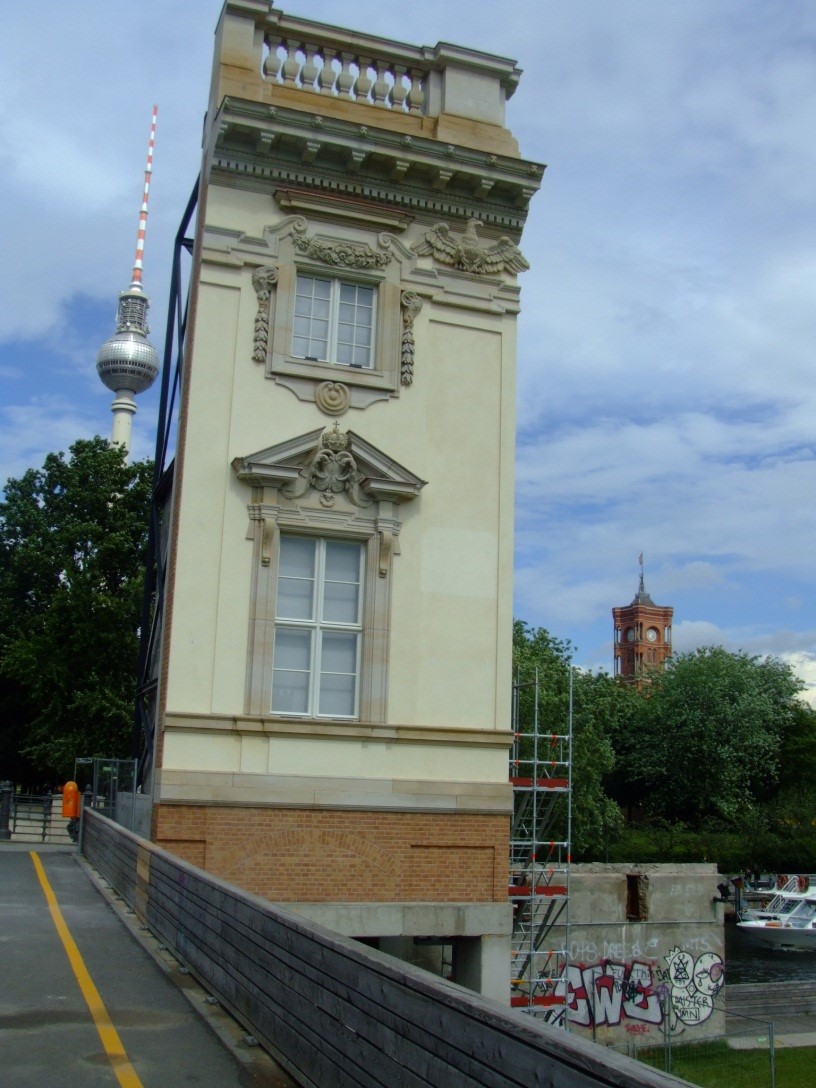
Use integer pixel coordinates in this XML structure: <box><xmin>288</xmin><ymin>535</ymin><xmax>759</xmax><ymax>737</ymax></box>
<box><xmin>0</xmin><ymin>438</ymin><xmax>152</xmax><ymax>779</ymax></box>
<box><xmin>617</xmin><ymin>646</ymin><xmax>804</xmax><ymax>827</ymax></box>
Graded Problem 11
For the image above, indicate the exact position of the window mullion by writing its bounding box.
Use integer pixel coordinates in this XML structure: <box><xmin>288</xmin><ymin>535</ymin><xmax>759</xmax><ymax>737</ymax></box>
<box><xmin>328</xmin><ymin>281</ymin><xmax>340</xmax><ymax>365</ymax></box>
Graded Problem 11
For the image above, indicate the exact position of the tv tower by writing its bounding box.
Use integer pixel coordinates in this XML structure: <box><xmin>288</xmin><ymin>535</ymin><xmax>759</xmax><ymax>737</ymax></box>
<box><xmin>96</xmin><ymin>106</ymin><xmax>160</xmax><ymax>458</ymax></box>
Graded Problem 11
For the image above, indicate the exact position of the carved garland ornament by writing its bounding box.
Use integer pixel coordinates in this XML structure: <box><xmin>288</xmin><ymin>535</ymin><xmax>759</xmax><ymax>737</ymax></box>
<box><xmin>251</xmin><ymin>265</ymin><xmax>279</xmax><ymax>363</ymax></box>
<box><xmin>412</xmin><ymin>218</ymin><xmax>529</xmax><ymax>275</ymax></box>
<box><xmin>400</xmin><ymin>291</ymin><xmax>422</xmax><ymax>386</ymax></box>
<box><xmin>292</xmin><ymin>221</ymin><xmax>393</xmax><ymax>269</ymax></box>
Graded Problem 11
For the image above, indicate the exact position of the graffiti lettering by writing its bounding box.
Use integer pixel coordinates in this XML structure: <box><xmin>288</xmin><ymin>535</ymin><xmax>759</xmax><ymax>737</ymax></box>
<box><xmin>625</xmin><ymin>1022</ymin><xmax>651</xmax><ymax>1035</ymax></box>
<box><xmin>565</xmin><ymin>950</ymin><xmax>723</xmax><ymax>1032</ymax></box>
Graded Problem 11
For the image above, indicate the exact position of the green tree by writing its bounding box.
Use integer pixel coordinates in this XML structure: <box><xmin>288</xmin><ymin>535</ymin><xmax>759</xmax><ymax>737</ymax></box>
<box><xmin>624</xmin><ymin>646</ymin><xmax>803</xmax><ymax>827</ymax></box>
<box><xmin>0</xmin><ymin>438</ymin><xmax>152</xmax><ymax>779</ymax></box>
<box><xmin>512</xmin><ymin>621</ymin><xmax>624</xmax><ymax>858</ymax></box>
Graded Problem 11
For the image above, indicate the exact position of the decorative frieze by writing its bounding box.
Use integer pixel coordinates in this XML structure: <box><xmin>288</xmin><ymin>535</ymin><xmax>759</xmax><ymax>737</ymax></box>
<box><xmin>412</xmin><ymin>219</ymin><xmax>529</xmax><ymax>275</ymax></box>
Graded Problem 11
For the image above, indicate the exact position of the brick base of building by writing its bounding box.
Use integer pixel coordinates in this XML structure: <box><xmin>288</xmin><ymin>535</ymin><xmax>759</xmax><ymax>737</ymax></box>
<box><xmin>153</xmin><ymin>804</ymin><xmax>509</xmax><ymax>903</ymax></box>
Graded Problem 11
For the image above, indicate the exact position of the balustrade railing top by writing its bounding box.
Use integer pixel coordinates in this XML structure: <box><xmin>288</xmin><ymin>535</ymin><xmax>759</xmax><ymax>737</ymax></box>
<box><xmin>216</xmin><ymin>2</ymin><xmax>522</xmax><ymax>129</ymax></box>
<box><xmin>264</xmin><ymin>38</ymin><xmax>427</xmax><ymax>114</ymax></box>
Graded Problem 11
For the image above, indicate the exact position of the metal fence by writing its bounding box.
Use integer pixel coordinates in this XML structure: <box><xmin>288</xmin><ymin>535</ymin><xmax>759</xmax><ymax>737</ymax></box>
<box><xmin>611</xmin><ymin>1006</ymin><xmax>777</xmax><ymax>1088</ymax></box>
<box><xmin>76</xmin><ymin>758</ymin><xmax>138</xmax><ymax>833</ymax></box>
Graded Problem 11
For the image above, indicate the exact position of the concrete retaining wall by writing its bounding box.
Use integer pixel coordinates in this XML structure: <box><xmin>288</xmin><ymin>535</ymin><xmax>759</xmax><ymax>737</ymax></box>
<box><xmin>81</xmin><ymin>809</ymin><xmax>693</xmax><ymax>1088</ymax></box>
<box><xmin>551</xmin><ymin>864</ymin><xmax>725</xmax><ymax>1046</ymax></box>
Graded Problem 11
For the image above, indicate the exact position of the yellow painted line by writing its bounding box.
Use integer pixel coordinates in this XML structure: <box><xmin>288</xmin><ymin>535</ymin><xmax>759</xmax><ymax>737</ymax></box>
<box><xmin>30</xmin><ymin>851</ymin><xmax>145</xmax><ymax>1088</ymax></box>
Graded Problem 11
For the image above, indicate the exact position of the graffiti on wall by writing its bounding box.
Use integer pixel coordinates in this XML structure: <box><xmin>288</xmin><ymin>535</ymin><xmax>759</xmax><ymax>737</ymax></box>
<box><xmin>565</xmin><ymin>947</ymin><xmax>724</xmax><ymax>1033</ymax></box>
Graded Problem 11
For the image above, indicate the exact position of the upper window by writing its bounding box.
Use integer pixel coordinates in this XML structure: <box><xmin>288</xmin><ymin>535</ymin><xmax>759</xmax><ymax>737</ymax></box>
<box><xmin>271</xmin><ymin>535</ymin><xmax>364</xmax><ymax>718</ymax></box>
<box><xmin>292</xmin><ymin>274</ymin><xmax>375</xmax><ymax>369</ymax></box>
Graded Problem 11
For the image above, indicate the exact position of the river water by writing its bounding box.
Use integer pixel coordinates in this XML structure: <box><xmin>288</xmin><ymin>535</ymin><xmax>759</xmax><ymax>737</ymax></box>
<box><xmin>725</xmin><ymin>918</ymin><xmax>816</xmax><ymax>984</ymax></box>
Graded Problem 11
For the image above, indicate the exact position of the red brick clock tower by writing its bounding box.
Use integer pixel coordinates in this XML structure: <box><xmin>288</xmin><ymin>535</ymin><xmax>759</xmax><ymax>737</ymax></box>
<box><xmin>613</xmin><ymin>559</ymin><xmax>673</xmax><ymax>682</ymax></box>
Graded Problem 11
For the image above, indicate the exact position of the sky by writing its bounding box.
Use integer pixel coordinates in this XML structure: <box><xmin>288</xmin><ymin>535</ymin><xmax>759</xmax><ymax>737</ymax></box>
<box><xmin>2</xmin><ymin>1</ymin><xmax>815</xmax><ymax>701</ymax></box>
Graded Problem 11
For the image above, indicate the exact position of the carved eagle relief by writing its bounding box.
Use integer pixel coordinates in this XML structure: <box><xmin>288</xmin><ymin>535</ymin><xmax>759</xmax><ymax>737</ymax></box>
<box><xmin>412</xmin><ymin>219</ymin><xmax>529</xmax><ymax>275</ymax></box>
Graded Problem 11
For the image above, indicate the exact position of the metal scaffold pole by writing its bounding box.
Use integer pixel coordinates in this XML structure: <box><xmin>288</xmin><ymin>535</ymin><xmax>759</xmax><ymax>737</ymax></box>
<box><xmin>509</xmin><ymin>666</ymin><xmax>573</xmax><ymax>1026</ymax></box>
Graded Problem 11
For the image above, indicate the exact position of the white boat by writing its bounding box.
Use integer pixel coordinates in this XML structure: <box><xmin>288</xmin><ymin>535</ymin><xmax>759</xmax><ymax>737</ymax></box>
<box><xmin>737</xmin><ymin>874</ymin><xmax>816</xmax><ymax>950</ymax></box>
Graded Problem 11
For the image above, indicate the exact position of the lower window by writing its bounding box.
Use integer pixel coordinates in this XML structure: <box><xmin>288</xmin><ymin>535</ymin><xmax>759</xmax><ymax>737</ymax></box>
<box><xmin>271</xmin><ymin>535</ymin><xmax>364</xmax><ymax>717</ymax></box>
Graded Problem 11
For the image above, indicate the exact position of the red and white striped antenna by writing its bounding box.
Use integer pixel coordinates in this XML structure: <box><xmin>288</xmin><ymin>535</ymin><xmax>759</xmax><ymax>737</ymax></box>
<box><xmin>130</xmin><ymin>104</ymin><xmax>158</xmax><ymax>290</ymax></box>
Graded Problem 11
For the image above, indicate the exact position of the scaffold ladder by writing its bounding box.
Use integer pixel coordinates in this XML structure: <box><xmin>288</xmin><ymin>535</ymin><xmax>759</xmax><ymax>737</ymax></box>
<box><xmin>509</xmin><ymin>667</ymin><xmax>573</xmax><ymax>1026</ymax></box>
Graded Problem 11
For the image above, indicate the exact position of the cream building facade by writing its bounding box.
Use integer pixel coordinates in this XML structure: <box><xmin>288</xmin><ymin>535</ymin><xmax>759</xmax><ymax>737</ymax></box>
<box><xmin>149</xmin><ymin>0</ymin><xmax>542</xmax><ymax>999</ymax></box>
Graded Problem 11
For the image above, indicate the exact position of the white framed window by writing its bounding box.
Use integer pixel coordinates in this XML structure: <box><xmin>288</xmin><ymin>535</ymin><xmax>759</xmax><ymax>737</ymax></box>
<box><xmin>271</xmin><ymin>535</ymin><xmax>364</xmax><ymax>717</ymax></box>
<box><xmin>292</xmin><ymin>274</ymin><xmax>375</xmax><ymax>369</ymax></box>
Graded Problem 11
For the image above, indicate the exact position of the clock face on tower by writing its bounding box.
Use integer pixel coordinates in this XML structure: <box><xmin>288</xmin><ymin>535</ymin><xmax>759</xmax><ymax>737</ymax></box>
<box><xmin>626</xmin><ymin>628</ymin><xmax>635</xmax><ymax>642</ymax></box>
<box><xmin>646</xmin><ymin>627</ymin><xmax>658</xmax><ymax>642</ymax></box>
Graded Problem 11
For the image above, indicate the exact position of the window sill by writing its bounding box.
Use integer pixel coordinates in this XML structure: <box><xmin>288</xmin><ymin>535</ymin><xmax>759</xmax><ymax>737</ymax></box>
<box><xmin>270</xmin><ymin>354</ymin><xmax>396</xmax><ymax>392</ymax></box>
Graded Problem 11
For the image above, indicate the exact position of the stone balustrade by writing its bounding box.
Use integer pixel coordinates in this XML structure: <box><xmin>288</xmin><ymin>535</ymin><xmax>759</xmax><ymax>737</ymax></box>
<box><xmin>263</xmin><ymin>36</ymin><xmax>427</xmax><ymax>114</ymax></box>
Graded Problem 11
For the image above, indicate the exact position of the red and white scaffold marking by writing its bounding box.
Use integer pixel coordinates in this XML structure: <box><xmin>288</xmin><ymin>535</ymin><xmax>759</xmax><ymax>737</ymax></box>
<box><xmin>130</xmin><ymin>105</ymin><xmax>158</xmax><ymax>290</ymax></box>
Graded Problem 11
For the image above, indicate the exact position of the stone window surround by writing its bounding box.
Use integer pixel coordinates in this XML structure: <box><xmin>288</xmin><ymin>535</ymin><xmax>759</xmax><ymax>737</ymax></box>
<box><xmin>246</xmin><ymin>505</ymin><xmax>394</xmax><ymax>723</ymax></box>
<box><xmin>259</xmin><ymin>220</ymin><xmax>407</xmax><ymax>408</ymax></box>
<box><xmin>235</xmin><ymin>428</ymin><xmax>425</xmax><ymax>722</ymax></box>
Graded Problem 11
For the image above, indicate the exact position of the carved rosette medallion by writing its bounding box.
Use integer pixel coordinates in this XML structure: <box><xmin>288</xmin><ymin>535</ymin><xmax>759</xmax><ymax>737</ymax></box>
<box><xmin>315</xmin><ymin>380</ymin><xmax>350</xmax><ymax>415</ymax></box>
<box><xmin>400</xmin><ymin>291</ymin><xmax>422</xmax><ymax>386</ymax></box>
<box><xmin>412</xmin><ymin>218</ymin><xmax>529</xmax><ymax>275</ymax></box>
<box><xmin>251</xmin><ymin>265</ymin><xmax>279</xmax><ymax>363</ymax></box>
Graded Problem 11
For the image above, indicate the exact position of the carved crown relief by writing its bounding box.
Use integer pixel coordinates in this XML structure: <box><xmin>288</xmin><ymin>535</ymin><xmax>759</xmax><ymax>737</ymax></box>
<box><xmin>284</xmin><ymin>423</ymin><xmax>369</xmax><ymax>509</ymax></box>
<box><xmin>232</xmin><ymin>426</ymin><xmax>426</xmax><ymax>510</ymax></box>
<box><xmin>412</xmin><ymin>218</ymin><xmax>529</xmax><ymax>275</ymax></box>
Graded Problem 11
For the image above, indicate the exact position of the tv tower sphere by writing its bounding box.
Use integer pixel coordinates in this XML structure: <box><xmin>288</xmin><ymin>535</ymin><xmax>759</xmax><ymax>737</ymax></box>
<box><xmin>96</xmin><ymin>287</ymin><xmax>160</xmax><ymax>395</ymax></box>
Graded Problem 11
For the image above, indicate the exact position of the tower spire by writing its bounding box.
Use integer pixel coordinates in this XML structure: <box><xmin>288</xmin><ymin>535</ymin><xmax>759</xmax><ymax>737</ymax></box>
<box><xmin>130</xmin><ymin>104</ymin><xmax>157</xmax><ymax>291</ymax></box>
<box><xmin>96</xmin><ymin>107</ymin><xmax>160</xmax><ymax>458</ymax></box>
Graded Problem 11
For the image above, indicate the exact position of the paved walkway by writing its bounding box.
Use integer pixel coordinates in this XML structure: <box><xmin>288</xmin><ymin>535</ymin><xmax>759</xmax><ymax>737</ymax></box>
<box><xmin>0</xmin><ymin>844</ymin><xmax>295</xmax><ymax>1088</ymax></box>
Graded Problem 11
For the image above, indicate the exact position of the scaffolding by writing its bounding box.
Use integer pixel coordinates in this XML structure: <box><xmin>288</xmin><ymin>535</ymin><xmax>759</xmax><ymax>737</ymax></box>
<box><xmin>509</xmin><ymin>668</ymin><xmax>573</xmax><ymax>1025</ymax></box>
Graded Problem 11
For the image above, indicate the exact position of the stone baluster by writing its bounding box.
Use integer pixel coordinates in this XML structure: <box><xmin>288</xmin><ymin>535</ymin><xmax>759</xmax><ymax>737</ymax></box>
<box><xmin>354</xmin><ymin>56</ymin><xmax>374</xmax><ymax>104</ymax></box>
<box><xmin>336</xmin><ymin>52</ymin><xmax>356</xmax><ymax>98</ymax></box>
<box><xmin>263</xmin><ymin>37</ymin><xmax>284</xmax><ymax>81</ymax></box>
<box><xmin>280</xmin><ymin>39</ymin><xmax>301</xmax><ymax>86</ymax></box>
<box><xmin>301</xmin><ymin>43</ymin><xmax>320</xmax><ymax>91</ymax></box>
<box><xmin>372</xmin><ymin>60</ymin><xmax>391</xmax><ymax>108</ymax></box>
<box><xmin>390</xmin><ymin>65</ymin><xmax>409</xmax><ymax>112</ymax></box>
<box><xmin>317</xmin><ymin>49</ymin><xmax>337</xmax><ymax>95</ymax></box>
<box><xmin>406</xmin><ymin>69</ymin><xmax>425</xmax><ymax>114</ymax></box>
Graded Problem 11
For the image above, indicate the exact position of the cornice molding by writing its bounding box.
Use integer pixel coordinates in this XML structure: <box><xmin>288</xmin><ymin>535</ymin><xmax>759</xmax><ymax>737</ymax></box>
<box><xmin>208</xmin><ymin>99</ymin><xmax>543</xmax><ymax>233</ymax></box>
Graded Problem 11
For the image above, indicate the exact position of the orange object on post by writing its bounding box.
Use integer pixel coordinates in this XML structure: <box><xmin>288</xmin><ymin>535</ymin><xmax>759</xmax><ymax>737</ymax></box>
<box><xmin>62</xmin><ymin>781</ymin><xmax>80</xmax><ymax>818</ymax></box>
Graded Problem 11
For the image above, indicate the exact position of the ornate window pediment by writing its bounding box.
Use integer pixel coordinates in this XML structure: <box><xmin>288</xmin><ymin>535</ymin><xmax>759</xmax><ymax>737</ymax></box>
<box><xmin>232</xmin><ymin>423</ymin><xmax>426</xmax><ymax>507</ymax></box>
